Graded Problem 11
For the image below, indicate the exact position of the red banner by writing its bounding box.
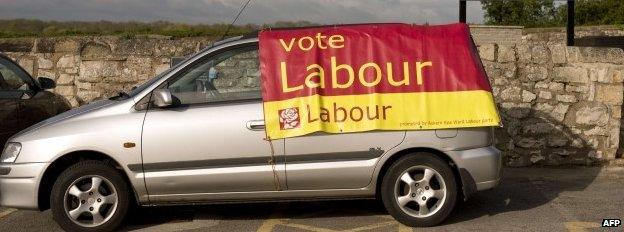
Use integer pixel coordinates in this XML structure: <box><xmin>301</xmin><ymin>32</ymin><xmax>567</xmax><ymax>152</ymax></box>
<box><xmin>260</xmin><ymin>23</ymin><xmax>500</xmax><ymax>139</ymax></box>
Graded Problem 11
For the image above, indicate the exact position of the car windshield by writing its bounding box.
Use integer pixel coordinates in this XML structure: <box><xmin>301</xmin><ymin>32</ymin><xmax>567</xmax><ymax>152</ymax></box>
<box><xmin>123</xmin><ymin>36</ymin><xmax>251</xmax><ymax>99</ymax></box>
<box><xmin>126</xmin><ymin>71</ymin><xmax>167</xmax><ymax>97</ymax></box>
<box><xmin>125</xmin><ymin>54</ymin><xmax>191</xmax><ymax>98</ymax></box>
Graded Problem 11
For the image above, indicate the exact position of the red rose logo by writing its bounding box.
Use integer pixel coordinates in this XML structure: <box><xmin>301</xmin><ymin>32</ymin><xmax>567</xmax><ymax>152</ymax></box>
<box><xmin>279</xmin><ymin>107</ymin><xmax>300</xmax><ymax>130</ymax></box>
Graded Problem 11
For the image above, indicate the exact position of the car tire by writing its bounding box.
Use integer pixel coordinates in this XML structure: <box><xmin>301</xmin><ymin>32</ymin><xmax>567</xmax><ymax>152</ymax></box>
<box><xmin>381</xmin><ymin>153</ymin><xmax>458</xmax><ymax>227</ymax></box>
<box><xmin>51</xmin><ymin>160</ymin><xmax>131</xmax><ymax>232</ymax></box>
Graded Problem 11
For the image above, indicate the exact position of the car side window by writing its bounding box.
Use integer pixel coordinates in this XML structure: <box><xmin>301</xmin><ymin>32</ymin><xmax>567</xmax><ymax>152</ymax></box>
<box><xmin>166</xmin><ymin>46</ymin><xmax>260</xmax><ymax>105</ymax></box>
<box><xmin>0</xmin><ymin>57</ymin><xmax>30</xmax><ymax>91</ymax></box>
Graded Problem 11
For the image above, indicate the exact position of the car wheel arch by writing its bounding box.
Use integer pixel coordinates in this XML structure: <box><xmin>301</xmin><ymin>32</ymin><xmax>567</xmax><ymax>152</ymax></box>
<box><xmin>374</xmin><ymin>147</ymin><xmax>465</xmax><ymax>200</ymax></box>
<box><xmin>37</xmin><ymin>150</ymin><xmax>138</xmax><ymax>211</ymax></box>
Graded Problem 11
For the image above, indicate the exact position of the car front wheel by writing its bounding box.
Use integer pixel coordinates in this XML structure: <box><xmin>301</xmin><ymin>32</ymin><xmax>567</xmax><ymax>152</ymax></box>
<box><xmin>381</xmin><ymin>153</ymin><xmax>458</xmax><ymax>227</ymax></box>
<box><xmin>51</xmin><ymin>160</ymin><xmax>130</xmax><ymax>232</ymax></box>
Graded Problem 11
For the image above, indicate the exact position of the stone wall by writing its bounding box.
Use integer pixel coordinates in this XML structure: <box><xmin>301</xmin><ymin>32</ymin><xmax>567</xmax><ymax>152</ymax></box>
<box><xmin>475</xmin><ymin>26</ymin><xmax>624</xmax><ymax>166</ymax></box>
<box><xmin>0</xmin><ymin>36</ymin><xmax>212</xmax><ymax>106</ymax></box>
<box><xmin>0</xmin><ymin>26</ymin><xmax>623</xmax><ymax>166</ymax></box>
<box><xmin>470</xmin><ymin>25</ymin><xmax>523</xmax><ymax>46</ymax></box>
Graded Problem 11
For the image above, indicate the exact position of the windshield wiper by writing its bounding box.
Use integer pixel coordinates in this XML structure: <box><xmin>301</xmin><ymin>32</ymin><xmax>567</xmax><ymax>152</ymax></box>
<box><xmin>109</xmin><ymin>91</ymin><xmax>130</xmax><ymax>100</ymax></box>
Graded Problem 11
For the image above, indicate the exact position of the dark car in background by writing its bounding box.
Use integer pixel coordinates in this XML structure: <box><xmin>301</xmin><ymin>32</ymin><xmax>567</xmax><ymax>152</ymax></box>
<box><xmin>0</xmin><ymin>53</ymin><xmax>71</xmax><ymax>146</ymax></box>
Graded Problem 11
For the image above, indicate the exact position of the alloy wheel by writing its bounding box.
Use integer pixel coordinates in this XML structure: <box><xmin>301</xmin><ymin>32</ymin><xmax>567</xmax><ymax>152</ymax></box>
<box><xmin>63</xmin><ymin>175</ymin><xmax>119</xmax><ymax>227</ymax></box>
<box><xmin>394</xmin><ymin>165</ymin><xmax>447</xmax><ymax>218</ymax></box>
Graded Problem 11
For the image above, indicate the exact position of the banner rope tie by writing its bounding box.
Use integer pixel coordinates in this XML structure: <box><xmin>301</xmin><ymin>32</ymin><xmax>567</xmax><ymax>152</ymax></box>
<box><xmin>264</xmin><ymin>136</ymin><xmax>282</xmax><ymax>191</ymax></box>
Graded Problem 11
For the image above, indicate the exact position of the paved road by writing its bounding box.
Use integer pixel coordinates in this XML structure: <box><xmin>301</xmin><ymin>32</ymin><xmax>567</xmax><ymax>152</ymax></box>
<box><xmin>0</xmin><ymin>167</ymin><xmax>623</xmax><ymax>232</ymax></box>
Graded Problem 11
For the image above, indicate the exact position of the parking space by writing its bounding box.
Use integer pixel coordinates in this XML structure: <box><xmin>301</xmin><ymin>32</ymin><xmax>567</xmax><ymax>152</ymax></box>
<box><xmin>0</xmin><ymin>166</ymin><xmax>622</xmax><ymax>232</ymax></box>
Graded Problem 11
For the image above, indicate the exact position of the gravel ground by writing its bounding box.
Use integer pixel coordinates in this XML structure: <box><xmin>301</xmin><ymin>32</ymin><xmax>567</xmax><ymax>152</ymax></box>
<box><xmin>0</xmin><ymin>166</ymin><xmax>622</xmax><ymax>232</ymax></box>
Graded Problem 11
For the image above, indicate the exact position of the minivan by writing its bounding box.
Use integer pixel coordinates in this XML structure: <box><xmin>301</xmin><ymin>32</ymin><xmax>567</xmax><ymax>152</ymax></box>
<box><xmin>0</xmin><ymin>33</ymin><xmax>501</xmax><ymax>231</ymax></box>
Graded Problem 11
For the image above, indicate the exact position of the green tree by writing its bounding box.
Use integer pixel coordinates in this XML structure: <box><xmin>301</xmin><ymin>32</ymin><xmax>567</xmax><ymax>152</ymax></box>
<box><xmin>572</xmin><ymin>0</ymin><xmax>624</xmax><ymax>26</ymax></box>
<box><xmin>484</xmin><ymin>0</ymin><xmax>624</xmax><ymax>28</ymax></box>
<box><xmin>482</xmin><ymin>0</ymin><xmax>562</xmax><ymax>27</ymax></box>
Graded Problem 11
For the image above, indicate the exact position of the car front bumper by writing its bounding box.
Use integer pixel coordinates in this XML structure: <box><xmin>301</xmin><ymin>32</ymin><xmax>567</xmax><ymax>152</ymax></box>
<box><xmin>0</xmin><ymin>162</ymin><xmax>47</xmax><ymax>210</ymax></box>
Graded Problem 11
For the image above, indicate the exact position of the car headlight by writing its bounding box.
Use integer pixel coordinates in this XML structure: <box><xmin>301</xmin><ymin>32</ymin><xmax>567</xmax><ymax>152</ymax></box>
<box><xmin>1</xmin><ymin>142</ymin><xmax>21</xmax><ymax>163</ymax></box>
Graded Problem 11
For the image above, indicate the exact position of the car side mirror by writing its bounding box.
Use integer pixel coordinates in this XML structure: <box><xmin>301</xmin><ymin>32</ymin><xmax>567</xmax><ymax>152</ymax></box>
<box><xmin>153</xmin><ymin>89</ymin><xmax>173</xmax><ymax>108</ymax></box>
<box><xmin>38</xmin><ymin>77</ymin><xmax>56</xmax><ymax>90</ymax></box>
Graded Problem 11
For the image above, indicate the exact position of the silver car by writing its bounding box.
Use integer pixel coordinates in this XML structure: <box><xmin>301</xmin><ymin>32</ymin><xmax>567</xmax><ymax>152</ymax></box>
<box><xmin>0</xmin><ymin>35</ymin><xmax>501</xmax><ymax>231</ymax></box>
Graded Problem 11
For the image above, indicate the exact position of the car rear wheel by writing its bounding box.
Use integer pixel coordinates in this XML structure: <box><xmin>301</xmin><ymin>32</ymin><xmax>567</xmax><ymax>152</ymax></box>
<box><xmin>381</xmin><ymin>153</ymin><xmax>457</xmax><ymax>227</ymax></box>
<box><xmin>51</xmin><ymin>160</ymin><xmax>130</xmax><ymax>232</ymax></box>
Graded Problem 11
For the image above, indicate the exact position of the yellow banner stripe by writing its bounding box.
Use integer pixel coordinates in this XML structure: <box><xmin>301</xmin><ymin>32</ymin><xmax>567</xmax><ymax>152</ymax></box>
<box><xmin>264</xmin><ymin>90</ymin><xmax>500</xmax><ymax>139</ymax></box>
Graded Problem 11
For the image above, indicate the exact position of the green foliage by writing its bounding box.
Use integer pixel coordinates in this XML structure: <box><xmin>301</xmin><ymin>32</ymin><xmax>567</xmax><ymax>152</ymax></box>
<box><xmin>483</xmin><ymin>0</ymin><xmax>624</xmax><ymax>28</ymax></box>
<box><xmin>573</xmin><ymin>0</ymin><xmax>624</xmax><ymax>26</ymax></box>
<box><xmin>0</xmin><ymin>19</ymin><xmax>317</xmax><ymax>38</ymax></box>
<box><xmin>481</xmin><ymin>0</ymin><xmax>562</xmax><ymax>27</ymax></box>
<box><xmin>268</xmin><ymin>21</ymin><xmax>318</xmax><ymax>28</ymax></box>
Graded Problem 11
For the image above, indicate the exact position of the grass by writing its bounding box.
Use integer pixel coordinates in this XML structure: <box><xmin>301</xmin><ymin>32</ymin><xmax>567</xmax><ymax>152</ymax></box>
<box><xmin>0</xmin><ymin>19</ymin><xmax>317</xmax><ymax>38</ymax></box>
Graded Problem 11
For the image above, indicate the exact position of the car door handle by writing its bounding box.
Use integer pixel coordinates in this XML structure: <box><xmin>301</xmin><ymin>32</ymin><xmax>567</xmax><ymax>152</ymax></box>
<box><xmin>246</xmin><ymin>120</ymin><xmax>265</xmax><ymax>131</ymax></box>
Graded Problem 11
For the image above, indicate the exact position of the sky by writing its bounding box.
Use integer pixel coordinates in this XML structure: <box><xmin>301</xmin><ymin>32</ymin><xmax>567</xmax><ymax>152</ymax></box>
<box><xmin>0</xmin><ymin>0</ymin><xmax>485</xmax><ymax>25</ymax></box>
